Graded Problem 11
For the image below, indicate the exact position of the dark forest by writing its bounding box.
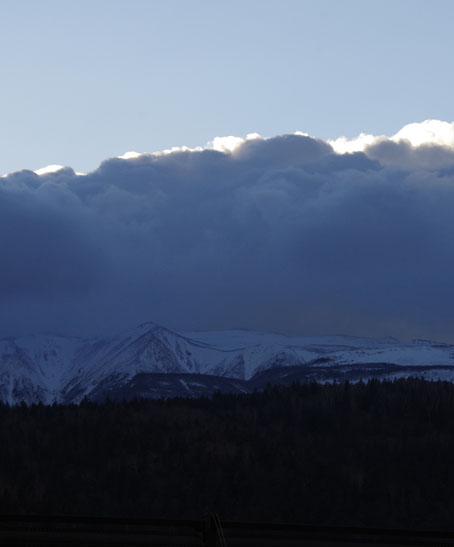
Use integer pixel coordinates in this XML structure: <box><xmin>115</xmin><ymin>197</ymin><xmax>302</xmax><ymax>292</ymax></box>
<box><xmin>1</xmin><ymin>378</ymin><xmax>454</xmax><ymax>530</ymax></box>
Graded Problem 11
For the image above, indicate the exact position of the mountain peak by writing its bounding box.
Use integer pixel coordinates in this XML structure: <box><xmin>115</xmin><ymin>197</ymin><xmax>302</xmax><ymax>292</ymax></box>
<box><xmin>136</xmin><ymin>321</ymin><xmax>160</xmax><ymax>330</ymax></box>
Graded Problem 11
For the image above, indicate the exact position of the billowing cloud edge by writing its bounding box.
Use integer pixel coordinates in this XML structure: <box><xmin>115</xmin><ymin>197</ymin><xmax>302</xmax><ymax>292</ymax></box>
<box><xmin>4</xmin><ymin>119</ymin><xmax>452</xmax><ymax>179</ymax></box>
<box><xmin>328</xmin><ymin>119</ymin><xmax>454</xmax><ymax>154</ymax></box>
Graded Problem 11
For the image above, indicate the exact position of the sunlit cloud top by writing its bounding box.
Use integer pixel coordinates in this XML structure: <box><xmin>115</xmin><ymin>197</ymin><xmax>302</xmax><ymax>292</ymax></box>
<box><xmin>5</xmin><ymin>120</ymin><xmax>454</xmax><ymax>178</ymax></box>
<box><xmin>392</xmin><ymin>120</ymin><xmax>454</xmax><ymax>148</ymax></box>
<box><xmin>34</xmin><ymin>164</ymin><xmax>66</xmax><ymax>176</ymax></box>
<box><xmin>329</xmin><ymin>120</ymin><xmax>454</xmax><ymax>154</ymax></box>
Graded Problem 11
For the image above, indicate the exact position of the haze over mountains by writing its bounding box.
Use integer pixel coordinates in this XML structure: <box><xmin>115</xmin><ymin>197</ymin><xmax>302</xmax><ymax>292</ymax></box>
<box><xmin>2</xmin><ymin>322</ymin><xmax>454</xmax><ymax>405</ymax></box>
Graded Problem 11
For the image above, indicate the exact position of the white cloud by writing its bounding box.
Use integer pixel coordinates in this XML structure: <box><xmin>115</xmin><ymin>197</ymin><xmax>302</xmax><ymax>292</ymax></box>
<box><xmin>209</xmin><ymin>136</ymin><xmax>245</xmax><ymax>153</ymax></box>
<box><xmin>329</xmin><ymin>133</ymin><xmax>384</xmax><ymax>154</ymax></box>
<box><xmin>117</xmin><ymin>151</ymin><xmax>143</xmax><ymax>160</ymax></box>
<box><xmin>391</xmin><ymin>119</ymin><xmax>454</xmax><ymax>148</ymax></box>
<box><xmin>208</xmin><ymin>132</ymin><xmax>263</xmax><ymax>154</ymax></box>
<box><xmin>329</xmin><ymin>119</ymin><xmax>454</xmax><ymax>155</ymax></box>
<box><xmin>34</xmin><ymin>164</ymin><xmax>65</xmax><ymax>175</ymax></box>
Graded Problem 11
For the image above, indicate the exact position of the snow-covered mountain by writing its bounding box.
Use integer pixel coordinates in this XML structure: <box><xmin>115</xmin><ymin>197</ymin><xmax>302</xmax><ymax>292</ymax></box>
<box><xmin>1</xmin><ymin>322</ymin><xmax>454</xmax><ymax>405</ymax></box>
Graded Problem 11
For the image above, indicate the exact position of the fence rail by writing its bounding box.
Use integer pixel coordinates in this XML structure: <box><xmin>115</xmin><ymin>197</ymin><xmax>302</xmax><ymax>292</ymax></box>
<box><xmin>1</xmin><ymin>513</ymin><xmax>454</xmax><ymax>546</ymax></box>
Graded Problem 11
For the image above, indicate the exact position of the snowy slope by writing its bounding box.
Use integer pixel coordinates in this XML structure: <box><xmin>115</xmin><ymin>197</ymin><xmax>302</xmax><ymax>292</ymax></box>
<box><xmin>0</xmin><ymin>335</ymin><xmax>79</xmax><ymax>404</ymax></box>
<box><xmin>1</xmin><ymin>323</ymin><xmax>454</xmax><ymax>404</ymax></box>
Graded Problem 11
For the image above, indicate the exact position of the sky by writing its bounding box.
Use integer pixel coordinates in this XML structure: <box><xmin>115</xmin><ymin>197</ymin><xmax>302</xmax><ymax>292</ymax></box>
<box><xmin>1</xmin><ymin>0</ymin><xmax>453</xmax><ymax>174</ymax></box>
<box><xmin>1</xmin><ymin>1</ymin><xmax>454</xmax><ymax>342</ymax></box>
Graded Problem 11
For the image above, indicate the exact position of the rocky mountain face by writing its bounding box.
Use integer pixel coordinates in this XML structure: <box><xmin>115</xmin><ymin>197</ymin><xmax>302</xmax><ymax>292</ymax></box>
<box><xmin>1</xmin><ymin>322</ymin><xmax>454</xmax><ymax>405</ymax></box>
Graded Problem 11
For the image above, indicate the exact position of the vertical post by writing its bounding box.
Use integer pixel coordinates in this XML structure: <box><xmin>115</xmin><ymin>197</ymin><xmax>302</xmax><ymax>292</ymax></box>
<box><xmin>203</xmin><ymin>514</ymin><xmax>218</xmax><ymax>547</ymax></box>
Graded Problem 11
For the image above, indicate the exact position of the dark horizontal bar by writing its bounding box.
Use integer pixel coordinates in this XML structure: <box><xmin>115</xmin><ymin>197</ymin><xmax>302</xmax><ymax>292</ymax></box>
<box><xmin>0</xmin><ymin>514</ymin><xmax>202</xmax><ymax>528</ymax></box>
<box><xmin>1</xmin><ymin>514</ymin><xmax>454</xmax><ymax>546</ymax></box>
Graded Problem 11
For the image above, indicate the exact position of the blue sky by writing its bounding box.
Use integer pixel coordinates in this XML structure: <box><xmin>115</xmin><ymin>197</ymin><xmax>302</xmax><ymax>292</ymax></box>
<box><xmin>1</xmin><ymin>0</ymin><xmax>453</xmax><ymax>175</ymax></box>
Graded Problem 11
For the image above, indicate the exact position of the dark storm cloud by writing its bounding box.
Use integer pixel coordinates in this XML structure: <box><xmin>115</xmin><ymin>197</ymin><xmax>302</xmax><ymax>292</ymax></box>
<box><xmin>1</xmin><ymin>134</ymin><xmax>454</xmax><ymax>341</ymax></box>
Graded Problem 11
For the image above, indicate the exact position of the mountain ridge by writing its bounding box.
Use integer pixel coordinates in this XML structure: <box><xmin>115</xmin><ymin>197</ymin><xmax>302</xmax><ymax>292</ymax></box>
<box><xmin>2</xmin><ymin>323</ymin><xmax>454</xmax><ymax>405</ymax></box>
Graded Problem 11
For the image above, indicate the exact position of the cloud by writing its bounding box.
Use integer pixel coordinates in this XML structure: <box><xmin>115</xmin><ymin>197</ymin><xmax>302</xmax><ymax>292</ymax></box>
<box><xmin>329</xmin><ymin>120</ymin><xmax>454</xmax><ymax>164</ymax></box>
<box><xmin>392</xmin><ymin>120</ymin><xmax>454</xmax><ymax>148</ymax></box>
<box><xmin>34</xmin><ymin>164</ymin><xmax>66</xmax><ymax>176</ymax></box>
<box><xmin>1</xmin><ymin>120</ymin><xmax>454</xmax><ymax>341</ymax></box>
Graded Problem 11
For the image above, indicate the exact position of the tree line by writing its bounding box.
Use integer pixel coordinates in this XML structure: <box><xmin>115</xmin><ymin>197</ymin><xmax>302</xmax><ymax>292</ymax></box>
<box><xmin>1</xmin><ymin>378</ymin><xmax>454</xmax><ymax>530</ymax></box>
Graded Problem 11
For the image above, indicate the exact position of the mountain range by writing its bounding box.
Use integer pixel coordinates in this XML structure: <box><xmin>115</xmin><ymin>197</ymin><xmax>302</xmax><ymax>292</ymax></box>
<box><xmin>2</xmin><ymin>322</ymin><xmax>454</xmax><ymax>405</ymax></box>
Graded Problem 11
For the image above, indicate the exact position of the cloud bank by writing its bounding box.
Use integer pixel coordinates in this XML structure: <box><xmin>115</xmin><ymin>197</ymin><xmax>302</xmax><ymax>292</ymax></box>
<box><xmin>2</xmin><ymin>120</ymin><xmax>454</xmax><ymax>342</ymax></box>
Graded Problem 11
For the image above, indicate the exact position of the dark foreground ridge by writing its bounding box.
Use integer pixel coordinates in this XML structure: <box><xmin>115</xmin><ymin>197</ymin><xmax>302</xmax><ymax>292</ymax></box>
<box><xmin>91</xmin><ymin>363</ymin><xmax>454</xmax><ymax>402</ymax></box>
<box><xmin>2</xmin><ymin>379</ymin><xmax>454</xmax><ymax>530</ymax></box>
<box><xmin>2</xmin><ymin>514</ymin><xmax>454</xmax><ymax>546</ymax></box>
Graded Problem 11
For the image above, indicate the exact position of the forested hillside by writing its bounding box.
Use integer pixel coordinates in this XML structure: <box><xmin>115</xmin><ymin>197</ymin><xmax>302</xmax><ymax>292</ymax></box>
<box><xmin>1</xmin><ymin>379</ymin><xmax>454</xmax><ymax>530</ymax></box>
